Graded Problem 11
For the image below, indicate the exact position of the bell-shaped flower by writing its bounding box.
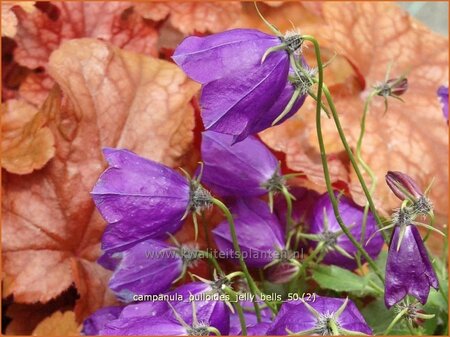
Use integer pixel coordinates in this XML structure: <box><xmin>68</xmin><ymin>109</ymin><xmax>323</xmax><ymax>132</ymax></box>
<box><xmin>306</xmin><ymin>193</ymin><xmax>383</xmax><ymax>270</ymax></box>
<box><xmin>267</xmin><ymin>296</ymin><xmax>372</xmax><ymax>335</ymax></box>
<box><xmin>201</xmin><ymin>131</ymin><xmax>285</xmax><ymax>198</ymax></box>
<box><xmin>92</xmin><ymin>148</ymin><xmax>212</xmax><ymax>258</ymax></box>
<box><xmin>385</xmin><ymin>224</ymin><xmax>439</xmax><ymax>308</ymax></box>
<box><xmin>108</xmin><ymin>239</ymin><xmax>200</xmax><ymax>302</ymax></box>
<box><xmin>173</xmin><ymin>28</ymin><xmax>308</xmax><ymax>142</ymax></box>
<box><xmin>212</xmin><ymin>198</ymin><xmax>286</xmax><ymax>268</ymax></box>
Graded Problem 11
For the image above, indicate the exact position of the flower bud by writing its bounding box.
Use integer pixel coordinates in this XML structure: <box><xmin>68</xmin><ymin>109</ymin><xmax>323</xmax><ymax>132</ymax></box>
<box><xmin>386</xmin><ymin>171</ymin><xmax>423</xmax><ymax>201</ymax></box>
<box><xmin>437</xmin><ymin>85</ymin><xmax>448</xmax><ymax>122</ymax></box>
<box><xmin>377</xmin><ymin>77</ymin><xmax>408</xmax><ymax>98</ymax></box>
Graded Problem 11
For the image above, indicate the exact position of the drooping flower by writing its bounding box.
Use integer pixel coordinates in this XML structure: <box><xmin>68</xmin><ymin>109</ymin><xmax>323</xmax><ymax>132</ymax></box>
<box><xmin>201</xmin><ymin>131</ymin><xmax>284</xmax><ymax>198</ymax></box>
<box><xmin>384</xmin><ymin>224</ymin><xmax>439</xmax><ymax>308</ymax></box>
<box><xmin>437</xmin><ymin>85</ymin><xmax>448</xmax><ymax>121</ymax></box>
<box><xmin>212</xmin><ymin>198</ymin><xmax>286</xmax><ymax>268</ymax></box>
<box><xmin>91</xmin><ymin>148</ymin><xmax>211</xmax><ymax>258</ymax></box>
<box><xmin>307</xmin><ymin>193</ymin><xmax>383</xmax><ymax>270</ymax></box>
<box><xmin>82</xmin><ymin>306</ymin><xmax>123</xmax><ymax>335</ymax></box>
<box><xmin>173</xmin><ymin>29</ymin><xmax>308</xmax><ymax>142</ymax></box>
<box><xmin>108</xmin><ymin>239</ymin><xmax>200</xmax><ymax>302</ymax></box>
<box><xmin>267</xmin><ymin>296</ymin><xmax>372</xmax><ymax>335</ymax></box>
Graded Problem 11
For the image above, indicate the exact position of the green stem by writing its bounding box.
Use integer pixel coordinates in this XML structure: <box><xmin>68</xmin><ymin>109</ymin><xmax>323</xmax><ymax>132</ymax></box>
<box><xmin>198</xmin><ymin>250</ymin><xmax>223</xmax><ymax>275</ymax></box>
<box><xmin>384</xmin><ymin>308</ymin><xmax>408</xmax><ymax>335</ymax></box>
<box><xmin>200</xmin><ymin>212</ymin><xmax>213</xmax><ymax>277</ymax></box>
<box><xmin>224</xmin><ymin>287</ymin><xmax>248</xmax><ymax>336</ymax></box>
<box><xmin>212</xmin><ymin>198</ymin><xmax>278</xmax><ymax>317</ymax></box>
<box><xmin>281</xmin><ymin>185</ymin><xmax>294</xmax><ymax>240</ymax></box>
<box><xmin>302</xmin><ymin>35</ymin><xmax>384</xmax><ymax>284</ymax></box>
<box><xmin>321</xmin><ymin>84</ymin><xmax>385</xmax><ymax>232</ymax></box>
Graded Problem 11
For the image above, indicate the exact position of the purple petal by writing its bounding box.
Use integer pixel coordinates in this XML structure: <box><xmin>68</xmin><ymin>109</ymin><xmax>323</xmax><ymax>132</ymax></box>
<box><xmin>213</xmin><ymin>198</ymin><xmax>285</xmax><ymax>268</ymax></box>
<box><xmin>309</xmin><ymin>193</ymin><xmax>383</xmax><ymax>270</ymax></box>
<box><xmin>100</xmin><ymin>316</ymin><xmax>186</xmax><ymax>336</ymax></box>
<box><xmin>92</xmin><ymin>148</ymin><xmax>190</xmax><ymax>254</ymax></box>
<box><xmin>274</xmin><ymin>187</ymin><xmax>320</xmax><ymax>231</ymax></box>
<box><xmin>247</xmin><ymin>322</ymin><xmax>272</xmax><ymax>336</ymax></box>
<box><xmin>267</xmin><ymin>296</ymin><xmax>371</xmax><ymax>335</ymax></box>
<box><xmin>236</xmin><ymin>79</ymin><xmax>306</xmax><ymax>143</ymax></box>
<box><xmin>229</xmin><ymin>302</ymin><xmax>272</xmax><ymax>335</ymax></box>
<box><xmin>437</xmin><ymin>85</ymin><xmax>448</xmax><ymax>121</ymax></box>
<box><xmin>119</xmin><ymin>301</ymin><xmax>170</xmax><ymax>319</ymax></box>
<box><xmin>385</xmin><ymin>225</ymin><xmax>439</xmax><ymax>308</ymax></box>
<box><xmin>82</xmin><ymin>306</ymin><xmax>123</xmax><ymax>335</ymax></box>
<box><xmin>109</xmin><ymin>240</ymin><xmax>183</xmax><ymax>302</ymax></box>
<box><xmin>201</xmin><ymin>131</ymin><xmax>278</xmax><ymax>197</ymax></box>
<box><xmin>169</xmin><ymin>282</ymin><xmax>231</xmax><ymax>335</ymax></box>
<box><xmin>200</xmin><ymin>52</ymin><xmax>289</xmax><ymax>140</ymax></box>
<box><xmin>385</xmin><ymin>171</ymin><xmax>423</xmax><ymax>201</ymax></box>
<box><xmin>173</xmin><ymin>28</ymin><xmax>282</xmax><ymax>84</ymax></box>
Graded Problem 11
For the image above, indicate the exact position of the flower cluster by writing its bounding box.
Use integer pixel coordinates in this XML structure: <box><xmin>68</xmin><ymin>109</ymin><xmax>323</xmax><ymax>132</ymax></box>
<box><xmin>82</xmin><ymin>17</ymin><xmax>445</xmax><ymax>337</ymax></box>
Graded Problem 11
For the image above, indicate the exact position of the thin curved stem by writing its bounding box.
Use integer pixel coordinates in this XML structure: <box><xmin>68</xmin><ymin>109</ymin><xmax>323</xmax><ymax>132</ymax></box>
<box><xmin>211</xmin><ymin>198</ymin><xmax>278</xmax><ymax>317</ymax></box>
<box><xmin>223</xmin><ymin>287</ymin><xmax>248</xmax><ymax>336</ymax></box>
<box><xmin>302</xmin><ymin>35</ymin><xmax>385</xmax><ymax>284</ymax></box>
<box><xmin>321</xmin><ymin>84</ymin><xmax>385</xmax><ymax>232</ymax></box>
<box><xmin>198</xmin><ymin>250</ymin><xmax>223</xmax><ymax>275</ymax></box>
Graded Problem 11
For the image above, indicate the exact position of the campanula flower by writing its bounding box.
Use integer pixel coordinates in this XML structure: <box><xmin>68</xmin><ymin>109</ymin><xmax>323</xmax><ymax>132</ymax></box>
<box><xmin>108</xmin><ymin>239</ymin><xmax>200</xmax><ymax>302</ymax></box>
<box><xmin>82</xmin><ymin>306</ymin><xmax>123</xmax><ymax>335</ymax></box>
<box><xmin>306</xmin><ymin>193</ymin><xmax>383</xmax><ymax>270</ymax></box>
<box><xmin>168</xmin><ymin>282</ymin><xmax>231</xmax><ymax>335</ymax></box>
<box><xmin>201</xmin><ymin>131</ymin><xmax>283</xmax><ymax>198</ymax></box>
<box><xmin>267</xmin><ymin>296</ymin><xmax>372</xmax><ymax>335</ymax></box>
<box><xmin>173</xmin><ymin>29</ymin><xmax>307</xmax><ymax>142</ymax></box>
<box><xmin>92</xmin><ymin>148</ymin><xmax>211</xmax><ymax>257</ymax></box>
<box><xmin>212</xmin><ymin>198</ymin><xmax>286</xmax><ymax>268</ymax></box>
<box><xmin>274</xmin><ymin>186</ymin><xmax>320</xmax><ymax>231</ymax></box>
<box><xmin>437</xmin><ymin>85</ymin><xmax>448</xmax><ymax>121</ymax></box>
<box><xmin>384</xmin><ymin>224</ymin><xmax>439</xmax><ymax>308</ymax></box>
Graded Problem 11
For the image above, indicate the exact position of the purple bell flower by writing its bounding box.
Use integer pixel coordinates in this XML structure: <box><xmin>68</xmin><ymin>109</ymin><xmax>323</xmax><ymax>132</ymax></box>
<box><xmin>201</xmin><ymin>131</ymin><xmax>282</xmax><ymax>198</ymax></box>
<box><xmin>212</xmin><ymin>198</ymin><xmax>285</xmax><ymax>268</ymax></box>
<box><xmin>267</xmin><ymin>296</ymin><xmax>372</xmax><ymax>335</ymax></box>
<box><xmin>92</xmin><ymin>148</ymin><xmax>211</xmax><ymax>258</ymax></box>
<box><xmin>274</xmin><ymin>186</ymin><xmax>320</xmax><ymax>231</ymax></box>
<box><xmin>173</xmin><ymin>29</ymin><xmax>307</xmax><ymax>142</ymax></box>
<box><xmin>169</xmin><ymin>282</ymin><xmax>231</xmax><ymax>335</ymax></box>
<box><xmin>385</xmin><ymin>224</ymin><xmax>439</xmax><ymax>308</ymax></box>
<box><xmin>100</xmin><ymin>316</ymin><xmax>191</xmax><ymax>336</ymax></box>
<box><xmin>108</xmin><ymin>239</ymin><xmax>200</xmax><ymax>302</ymax></box>
<box><xmin>308</xmin><ymin>193</ymin><xmax>384</xmax><ymax>270</ymax></box>
<box><xmin>82</xmin><ymin>306</ymin><xmax>123</xmax><ymax>335</ymax></box>
<box><xmin>437</xmin><ymin>85</ymin><xmax>448</xmax><ymax>121</ymax></box>
<box><xmin>119</xmin><ymin>301</ymin><xmax>169</xmax><ymax>319</ymax></box>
